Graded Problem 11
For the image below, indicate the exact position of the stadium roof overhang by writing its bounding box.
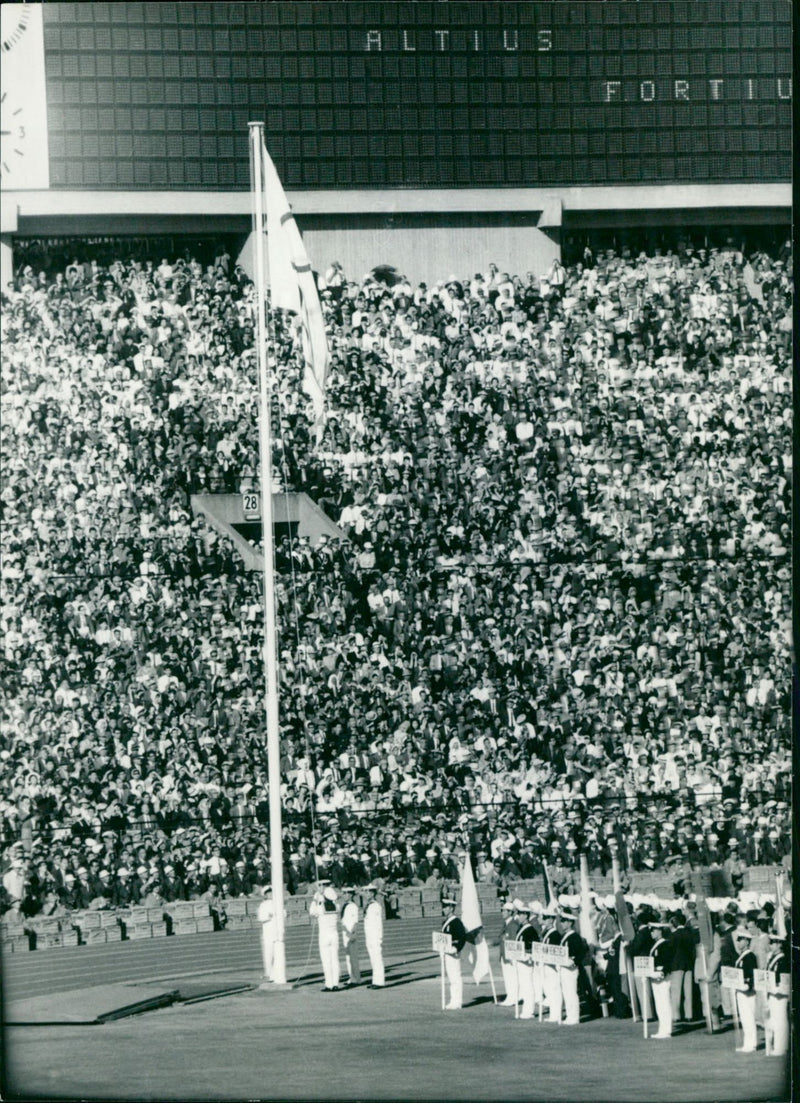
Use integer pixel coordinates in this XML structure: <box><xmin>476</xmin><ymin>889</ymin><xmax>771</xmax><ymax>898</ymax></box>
<box><xmin>2</xmin><ymin>182</ymin><xmax>790</xmax><ymax>238</ymax></box>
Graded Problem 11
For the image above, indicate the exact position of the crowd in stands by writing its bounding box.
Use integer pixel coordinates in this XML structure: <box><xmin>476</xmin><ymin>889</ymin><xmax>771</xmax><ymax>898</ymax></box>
<box><xmin>0</xmin><ymin>234</ymin><xmax>791</xmax><ymax>919</ymax></box>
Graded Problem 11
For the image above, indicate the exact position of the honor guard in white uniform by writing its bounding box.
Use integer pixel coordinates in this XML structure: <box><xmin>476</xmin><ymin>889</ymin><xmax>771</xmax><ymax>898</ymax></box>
<box><xmin>499</xmin><ymin>898</ymin><xmax>524</xmax><ymax>1007</ymax></box>
<box><xmin>518</xmin><ymin>902</ymin><xmax>542</xmax><ymax>1020</ymax></box>
<box><xmin>765</xmin><ymin>932</ymin><xmax>789</xmax><ymax>1057</ymax></box>
<box><xmin>558</xmin><ymin>908</ymin><xmax>583</xmax><ymax>1026</ymax></box>
<box><xmin>340</xmin><ymin>886</ymin><xmax>361</xmax><ymax>986</ymax></box>
<box><xmin>649</xmin><ymin>920</ymin><xmax>674</xmax><ymax>1039</ymax></box>
<box><xmin>310</xmin><ymin>882</ymin><xmax>341</xmax><ymax>991</ymax></box>
<box><xmin>257</xmin><ymin>885</ymin><xmax>276</xmax><ymax>981</ymax></box>
<box><xmin>733</xmin><ymin>930</ymin><xmax>758</xmax><ymax>1053</ymax></box>
<box><xmin>540</xmin><ymin>904</ymin><xmax>563</xmax><ymax>1022</ymax></box>
<box><xmin>363</xmin><ymin>882</ymin><xmax>386</xmax><ymax>988</ymax></box>
<box><xmin>441</xmin><ymin>895</ymin><xmax>467</xmax><ymax>1010</ymax></box>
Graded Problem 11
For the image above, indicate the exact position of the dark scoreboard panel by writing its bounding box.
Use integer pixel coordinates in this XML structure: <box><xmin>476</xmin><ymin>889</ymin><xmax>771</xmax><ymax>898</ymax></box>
<box><xmin>43</xmin><ymin>1</ymin><xmax>791</xmax><ymax>190</ymax></box>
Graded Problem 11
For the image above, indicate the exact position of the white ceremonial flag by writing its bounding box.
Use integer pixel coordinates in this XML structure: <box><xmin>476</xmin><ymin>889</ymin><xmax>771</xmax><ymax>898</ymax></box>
<box><xmin>460</xmin><ymin>853</ymin><xmax>490</xmax><ymax>982</ymax></box>
<box><xmin>262</xmin><ymin>142</ymin><xmax>329</xmax><ymax>423</ymax></box>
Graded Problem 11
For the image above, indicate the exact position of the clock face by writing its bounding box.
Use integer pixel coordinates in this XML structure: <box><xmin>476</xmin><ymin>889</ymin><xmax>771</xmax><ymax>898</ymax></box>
<box><xmin>0</xmin><ymin>94</ymin><xmax>27</xmax><ymax>180</ymax></box>
<box><xmin>1</xmin><ymin>5</ymin><xmax>32</xmax><ymax>53</ymax></box>
<box><xmin>0</xmin><ymin>5</ymin><xmax>48</xmax><ymax>189</ymax></box>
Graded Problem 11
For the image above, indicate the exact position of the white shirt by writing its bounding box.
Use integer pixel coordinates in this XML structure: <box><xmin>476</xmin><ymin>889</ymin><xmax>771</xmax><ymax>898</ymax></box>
<box><xmin>364</xmin><ymin>899</ymin><xmax>383</xmax><ymax>939</ymax></box>
<box><xmin>341</xmin><ymin>901</ymin><xmax>360</xmax><ymax>934</ymax></box>
<box><xmin>257</xmin><ymin>898</ymin><xmax>275</xmax><ymax>927</ymax></box>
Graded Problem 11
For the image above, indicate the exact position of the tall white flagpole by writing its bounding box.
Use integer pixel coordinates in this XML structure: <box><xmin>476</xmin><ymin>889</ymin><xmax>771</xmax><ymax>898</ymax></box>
<box><xmin>248</xmin><ymin>120</ymin><xmax>286</xmax><ymax>985</ymax></box>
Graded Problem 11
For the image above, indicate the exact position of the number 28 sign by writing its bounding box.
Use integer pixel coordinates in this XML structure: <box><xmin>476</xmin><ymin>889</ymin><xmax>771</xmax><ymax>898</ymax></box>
<box><xmin>242</xmin><ymin>493</ymin><xmax>261</xmax><ymax>519</ymax></box>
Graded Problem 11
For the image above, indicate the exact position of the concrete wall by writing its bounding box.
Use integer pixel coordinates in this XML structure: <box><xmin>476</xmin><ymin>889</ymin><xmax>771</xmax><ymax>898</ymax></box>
<box><xmin>301</xmin><ymin>212</ymin><xmax>560</xmax><ymax>285</ymax></box>
<box><xmin>239</xmin><ymin>210</ymin><xmax>559</xmax><ymax>286</ymax></box>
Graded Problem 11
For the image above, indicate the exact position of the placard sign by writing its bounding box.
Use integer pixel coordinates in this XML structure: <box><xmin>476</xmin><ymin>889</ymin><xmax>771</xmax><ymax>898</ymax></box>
<box><xmin>634</xmin><ymin>956</ymin><xmax>658</xmax><ymax>978</ymax></box>
<box><xmin>768</xmin><ymin>974</ymin><xmax>790</xmax><ymax>997</ymax></box>
<box><xmin>537</xmin><ymin>942</ymin><xmax>569</xmax><ymax>966</ymax></box>
<box><xmin>505</xmin><ymin>939</ymin><xmax>526</xmax><ymax>963</ymax></box>
<box><xmin>720</xmin><ymin>966</ymin><xmax>745</xmax><ymax>989</ymax></box>
<box><xmin>432</xmin><ymin>931</ymin><xmax>453</xmax><ymax>953</ymax></box>
<box><xmin>754</xmin><ymin>969</ymin><xmax>769</xmax><ymax>994</ymax></box>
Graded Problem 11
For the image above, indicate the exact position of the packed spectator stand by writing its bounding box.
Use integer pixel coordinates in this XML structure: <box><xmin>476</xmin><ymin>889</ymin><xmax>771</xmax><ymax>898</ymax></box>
<box><xmin>0</xmin><ymin>237</ymin><xmax>791</xmax><ymax>943</ymax></box>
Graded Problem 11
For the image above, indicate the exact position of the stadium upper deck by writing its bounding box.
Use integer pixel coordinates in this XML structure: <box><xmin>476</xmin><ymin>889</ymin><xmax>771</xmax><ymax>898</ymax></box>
<box><xmin>0</xmin><ymin>2</ymin><xmax>791</xmax><ymax>285</ymax></box>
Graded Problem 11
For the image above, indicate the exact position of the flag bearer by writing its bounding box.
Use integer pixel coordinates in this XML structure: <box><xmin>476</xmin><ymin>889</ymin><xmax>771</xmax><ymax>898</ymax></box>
<box><xmin>558</xmin><ymin>908</ymin><xmax>584</xmax><ymax>1026</ymax></box>
<box><xmin>441</xmin><ymin>895</ymin><xmax>467</xmax><ymax>1009</ymax></box>
<box><xmin>498</xmin><ymin>899</ymin><xmax>523</xmax><ymax>1007</ymax></box>
<box><xmin>649</xmin><ymin>920</ymin><xmax>674</xmax><ymax>1039</ymax></box>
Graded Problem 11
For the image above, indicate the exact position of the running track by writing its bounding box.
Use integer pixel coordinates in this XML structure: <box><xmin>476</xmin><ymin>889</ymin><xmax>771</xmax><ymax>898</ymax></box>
<box><xmin>2</xmin><ymin>916</ymin><xmax>499</xmax><ymax>1002</ymax></box>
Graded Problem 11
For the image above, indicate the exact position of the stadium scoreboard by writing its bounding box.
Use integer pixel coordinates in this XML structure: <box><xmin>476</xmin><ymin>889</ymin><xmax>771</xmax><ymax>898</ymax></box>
<box><xmin>34</xmin><ymin>2</ymin><xmax>794</xmax><ymax>190</ymax></box>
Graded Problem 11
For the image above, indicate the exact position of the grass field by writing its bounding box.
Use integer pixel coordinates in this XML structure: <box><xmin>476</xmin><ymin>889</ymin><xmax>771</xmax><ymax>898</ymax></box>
<box><xmin>3</xmin><ymin>949</ymin><xmax>790</xmax><ymax>1102</ymax></box>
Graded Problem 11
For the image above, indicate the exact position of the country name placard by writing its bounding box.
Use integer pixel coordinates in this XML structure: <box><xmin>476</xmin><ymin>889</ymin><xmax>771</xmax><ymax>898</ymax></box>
<box><xmin>634</xmin><ymin>956</ymin><xmax>659</xmax><ymax>978</ymax></box>
<box><xmin>720</xmin><ymin>966</ymin><xmax>746</xmax><ymax>989</ymax></box>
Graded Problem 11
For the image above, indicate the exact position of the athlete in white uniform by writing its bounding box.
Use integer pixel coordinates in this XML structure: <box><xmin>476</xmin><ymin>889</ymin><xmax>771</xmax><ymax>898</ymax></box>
<box><xmin>363</xmin><ymin>882</ymin><xmax>386</xmax><ymax>988</ymax></box>
<box><xmin>310</xmin><ymin>882</ymin><xmax>341</xmax><ymax>991</ymax></box>
<box><xmin>340</xmin><ymin>886</ymin><xmax>362</xmax><ymax>985</ymax></box>
<box><xmin>257</xmin><ymin>885</ymin><xmax>276</xmax><ymax>981</ymax></box>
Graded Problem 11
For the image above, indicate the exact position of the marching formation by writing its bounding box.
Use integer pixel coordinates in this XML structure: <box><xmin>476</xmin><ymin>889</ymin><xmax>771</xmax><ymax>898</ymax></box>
<box><xmin>253</xmin><ymin>842</ymin><xmax>790</xmax><ymax>1052</ymax></box>
<box><xmin>427</xmin><ymin>854</ymin><xmax>791</xmax><ymax>1060</ymax></box>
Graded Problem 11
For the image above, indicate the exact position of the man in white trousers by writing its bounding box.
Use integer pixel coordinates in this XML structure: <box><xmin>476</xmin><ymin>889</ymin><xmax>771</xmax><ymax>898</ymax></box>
<box><xmin>541</xmin><ymin>904</ymin><xmax>563</xmax><ymax>1022</ymax></box>
<box><xmin>363</xmin><ymin>882</ymin><xmax>385</xmax><ymax>988</ymax></box>
<box><xmin>310</xmin><ymin>882</ymin><xmax>341</xmax><ymax>991</ymax></box>
<box><xmin>766</xmin><ymin>931</ymin><xmax>789</xmax><ymax>1057</ymax></box>
<box><xmin>733</xmin><ymin>929</ymin><xmax>758</xmax><ymax>1053</ymax></box>
<box><xmin>558</xmin><ymin>908</ymin><xmax>583</xmax><ymax>1026</ymax></box>
<box><xmin>517</xmin><ymin>903</ymin><xmax>541</xmax><ymax>1019</ymax></box>
<box><xmin>498</xmin><ymin>899</ymin><xmax>523</xmax><ymax>1007</ymax></box>
<box><xmin>441</xmin><ymin>895</ymin><xmax>467</xmax><ymax>1010</ymax></box>
<box><xmin>649</xmin><ymin>920</ymin><xmax>674</xmax><ymax>1039</ymax></box>
<box><xmin>257</xmin><ymin>885</ymin><xmax>276</xmax><ymax>982</ymax></box>
<box><xmin>340</xmin><ymin>886</ymin><xmax>361</xmax><ymax>986</ymax></box>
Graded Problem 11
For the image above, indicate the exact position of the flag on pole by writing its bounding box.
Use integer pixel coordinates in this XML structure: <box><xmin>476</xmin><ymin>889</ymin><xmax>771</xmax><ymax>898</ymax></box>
<box><xmin>611</xmin><ymin>853</ymin><xmax>635</xmax><ymax>940</ymax></box>
<box><xmin>460</xmin><ymin>853</ymin><xmax>490</xmax><ymax>983</ymax></box>
<box><xmin>578</xmin><ymin>854</ymin><xmax>597</xmax><ymax>946</ymax></box>
<box><xmin>774</xmin><ymin>870</ymin><xmax>787</xmax><ymax>939</ymax></box>
<box><xmin>542</xmin><ymin>859</ymin><xmax>556</xmax><ymax>907</ymax></box>
<box><xmin>691</xmin><ymin>870</ymin><xmax>714</xmax><ymax>956</ymax></box>
<box><xmin>261</xmin><ymin>141</ymin><xmax>328</xmax><ymax>423</ymax></box>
